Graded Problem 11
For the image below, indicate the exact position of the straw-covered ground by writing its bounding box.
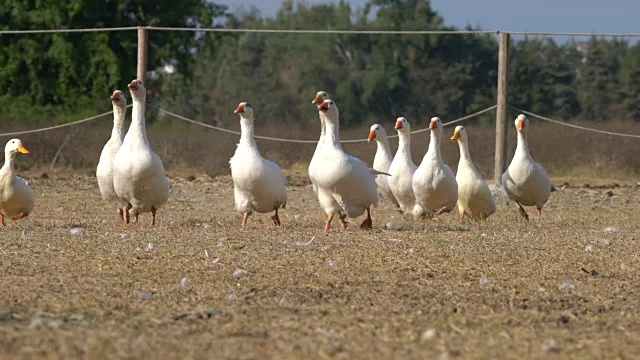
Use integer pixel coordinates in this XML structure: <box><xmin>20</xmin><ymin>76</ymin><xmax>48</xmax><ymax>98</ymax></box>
<box><xmin>1</xmin><ymin>171</ymin><xmax>639</xmax><ymax>359</ymax></box>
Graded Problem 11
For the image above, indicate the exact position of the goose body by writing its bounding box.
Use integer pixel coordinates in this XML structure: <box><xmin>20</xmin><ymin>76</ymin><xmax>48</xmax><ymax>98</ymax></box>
<box><xmin>96</xmin><ymin>90</ymin><xmax>127</xmax><ymax>219</ymax></box>
<box><xmin>0</xmin><ymin>139</ymin><xmax>34</xmax><ymax>225</ymax></box>
<box><xmin>451</xmin><ymin>126</ymin><xmax>495</xmax><ymax>220</ymax></box>
<box><xmin>309</xmin><ymin>99</ymin><xmax>378</xmax><ymax>231</ymax></box>
<box><xmin>230</xmin><ymin>102</ymin><xmax>287</xmax><ymax>226</ymax></box>
<box><xmin>501</xmin><ymin>114</ymin><xmax>551</xmax><ymax>219</ymax></box>
<box><xmin>387</xmin><ymin>117</ymin><xmax>416</xmax><ymax>213</ymax></box>
<box><xmin>113</xmin><ymin>79</ymin><xmax>170</xmax><ymax>225</ymax></box>
<box><xmin>368</xmin><ymin>124</ymin><xmax>399</xmax><ymax>208</ymax></box>
<box><xmin>412</xmin><ymin>117</ymin><xmax>458</xmax><ymax>219</ymax></box>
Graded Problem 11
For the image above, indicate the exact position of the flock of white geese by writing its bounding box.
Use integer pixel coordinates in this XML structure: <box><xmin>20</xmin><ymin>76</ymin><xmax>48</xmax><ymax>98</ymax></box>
<box><xmin>0</xmin><ymin>84</ymin><xmax>552</xmax><ymax>231</ymax></box>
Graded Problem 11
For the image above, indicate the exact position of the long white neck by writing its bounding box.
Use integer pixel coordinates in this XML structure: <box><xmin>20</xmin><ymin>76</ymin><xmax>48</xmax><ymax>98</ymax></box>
<box><xmin>426</xmin><ymin>128</ymin><xmax>443</xmax><ymax>161</ymax></box>
<box><xmin>1</xmin><ymin>151</ymin><xmax>16</xmax><ymax>179</ymax></box>
<box><xmin>457</xmin><ymin>138</ymin><xmax>478</xmax><ymax>173</ymax></box>
<box><xmin>112</xmin><ymin>105</ymin><xmax>126</xmax><ymax>142</ymax></box>
<box><xmin>130</xmin><ymin>97</ymin><xmax>149</xmax><ymax>145</ymax></box>
<box><xmin>239</xmin><ymin>115</ymin><xmax>256</xmax><ymax>147</ymax></box>
<box><xmin>375</xmin><ymin>136</ymin><xmax>393</xmax><ymax>160</ymax></box>
<box><xmin>324</xmin><ymin>113</ymin><xmax>342</xmax><ymax>150</ymax></box>
<box><xmin>515</xmin><ymin>130</ymin><xmax>530</xmax><ymax>158</ymax></box>
<box><xmin>320</xmin><ymin>115</ymin><xmax>326</xmax><ymax>138</ymax></box>
<box><xmin>316</xmin><ymin>113</ymin><xmax>326</xmax><ymax>148</ymax></box>
<box><xmin>397</xmin><ymin>130</ymin><xmax>412</xmax><ymax>159</ymax></box>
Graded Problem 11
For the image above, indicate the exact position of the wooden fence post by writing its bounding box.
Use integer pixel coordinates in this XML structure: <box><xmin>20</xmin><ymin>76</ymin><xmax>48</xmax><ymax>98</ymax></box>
<box><xmin>137</xmin><ymin>26</ymin><xmax>148</xmax><ymax>84</ymax></box>
<box><xmin>494</xmin><ymin>32</ymin><xmax>510</xmax><ymax>185</ymax></box>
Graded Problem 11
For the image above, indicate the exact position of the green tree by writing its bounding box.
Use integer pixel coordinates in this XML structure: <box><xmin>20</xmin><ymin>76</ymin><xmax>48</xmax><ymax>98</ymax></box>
<box><xmin>619</xmin><ymin>43</ymin><xmax>640</xmax><ymax>120</ymax></box>
<box><xmin>576</xmin><ymin>37</ymin><xmax>626</xmax><ymax>120</ymax></box>
<box><xmin>0</xmin><ymin>0</ymin><xmax>222</xmax><ymax>122</ymax></box>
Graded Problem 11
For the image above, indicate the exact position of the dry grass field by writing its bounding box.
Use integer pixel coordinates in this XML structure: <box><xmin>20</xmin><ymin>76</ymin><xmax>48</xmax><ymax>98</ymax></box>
<box><xmin>1</xmin><ymin>170</ymin><xmax>639</xmax><ymax>359</ymax></box>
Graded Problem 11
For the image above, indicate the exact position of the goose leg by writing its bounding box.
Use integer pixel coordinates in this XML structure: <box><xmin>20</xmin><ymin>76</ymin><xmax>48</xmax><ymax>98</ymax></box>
<box><xmin>359</xmin><ymin>208</ymin><xmax>372</xmax><ymax>230</ymax></box>
<box><xmin>515</xmin><ymin>202</ymin><xmax>529</xmax><ymax>221</ymax></box>
<box><xmin>151</xmin><ymin>207</ymin><xmax>157</xmax><ymax>226</ymax></box>
<box><xmin>1</xmin><ymin>214</ymin><xmax>5</xmax><ymax>226</ymax></box>
<box><xmin>536</xmin><ymin>207</ymin><xmax>542</xmax><ymax>218</ymax></box>
<box><xmin>117</xmin><ymin>207</ymin><xmax>124</xmax><ymax>222</ymax></box>
<box><xmin>434</xmin><ymin>206</ymin><xmax>449</xmax><ymax>216</ymax></box>
<box><xmin>323</xmin><ymin>213</ymin><xmax>335</xmax><ymax>232</ymax></box>
<box><xmin>124</xmin><ymin>204</ymin><xmax>131</xmax><ymax>224</ymax></box>
<box><xmin>460</xmin><ymin>212</ymin><xmax>466</xmax><ymax>221</ymax></box>
<box><xmin>11</xmin><ymin>212</ymin><xmax>28</xmax><ymax>221</ymax></box>
<box><xmin>339</xmin><ymin>213</ymin><xmax>349</xmax><ymax>229</ymax></box>
<box><xmin>271</xmin><ymin>208</ymin><xmax>281</xmax><ymax>226</ymax></box>
<box><xmin>242</xmin><ymin>212</ymin><xmax>250</xmax><ymax>226</ymax></box>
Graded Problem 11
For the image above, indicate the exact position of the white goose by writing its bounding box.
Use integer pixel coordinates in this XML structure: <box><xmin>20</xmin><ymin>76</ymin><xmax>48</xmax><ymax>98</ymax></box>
<box><xmin>368</xmin><ymin>123</ymin><xmax>399</xmax><ymax>209</ymax></box>
<box><xmin>309</xmin><ymin>99</ymin><xmax>378</xmax><ymax>231</ymax></box>
<box><xmin>0</xmin><ymin>139</ymin><xmax>34</xmax><ymax>226</ymax></box>
<box><xmin>96</xmin><ymin>90</ymin><xmax>127</xmax><ymax>220</ymax></box>
<box><xmin>387</xmin><ymin>117</ymin><xmax>417</xmax><ymax>214</ymax></box>
<box><xmin>451</xmin><ymin>126</ymin><xmax>495</xmax><ymax>220</ymax></box>
<box><xmin>113</xmin><ymin>79</ymin><xmax>170</xmax><ymax>226</ymax></box>
<box><xmin>412</xmin><ymin>117</ymin><xmax>458</xmax><ymax>219</ymax></box>
<box><xmin>230</xmin><ymin>102</ymin><xmax>287</xmax><ymax>226</ymax></box>
<box><xmin>502</xmin><ymin>114</ymin><xmax>551</xmax><ymax>220</ymax></box>
<box><xmin>309</xmin><ymin>91</ymin><xmax>330</xmax><ymax>198</ymax></box>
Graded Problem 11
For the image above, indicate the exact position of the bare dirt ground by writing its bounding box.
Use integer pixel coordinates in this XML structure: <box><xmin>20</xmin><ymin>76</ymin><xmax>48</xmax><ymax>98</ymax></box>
<box><xmin>1</xmin><ymin>171</ymin><xmax>639</xmax><ymax>359</ymax></box>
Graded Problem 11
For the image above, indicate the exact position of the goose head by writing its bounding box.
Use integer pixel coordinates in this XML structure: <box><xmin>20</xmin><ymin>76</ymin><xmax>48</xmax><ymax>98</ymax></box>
<box><xmin>111</xmin><ymin>90</ymin><xmax>127</xmax><ymax>109</ymax></box>
<box><xmin>5</xmin><ymin>139</ymin><xmax>29</xmax><ymax>156</ymax></box>
<box><xmin>450</xmin><ymin>125</ymin><xmax>468</xmax><ymax>142</ymax></box>
<box><xmin>234</xmin><ymin>102</ymin><xmax>254</xmax><ymax>119</ymax></box>
<box><xmin>318</xmin><ymin>99</ymin><xmax>338</xmax><ymax>120</ymax></box>
<box><xmin>395</xmin><ymin>117</ymin><xmax>411</xmax><ymax>134</ymax></box>
<box><xmin>515</xmin><ymin>114</ymin><xmax>529</xmax><ymax>133</ymax></box>
<box><xmin>429</xmin><ymin>116</ymin><xmax>443</xmax><ymax>132</ymax></box>
<box><xmin>368</xmin><ymin>124</ymin><xmax>387</xmax><ymax>143</ymax></box>
<box><xmin>311</xmin><ymin>91</ymin><xmax>329</xmax><ymax>105</ymax></box>
<box><xmin>127</xmin><ymin>79</ymin><xmax>146</xmax><ymax>101</ymax></box>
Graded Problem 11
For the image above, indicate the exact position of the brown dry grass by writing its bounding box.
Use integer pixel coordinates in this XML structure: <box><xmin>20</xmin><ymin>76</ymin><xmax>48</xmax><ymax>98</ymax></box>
<box><xmin>6</xmin><ymin>115</ymin><xmax>639</xmax><ymax>181</ymax></box>
<box><xmin>1</xmin><ymin>171</ymin><xmax>639</xmax><ymax>359</ymax></box>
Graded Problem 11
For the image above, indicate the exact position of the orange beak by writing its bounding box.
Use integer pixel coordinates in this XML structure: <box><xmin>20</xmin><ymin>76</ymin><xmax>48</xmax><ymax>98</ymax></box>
<box><xmin>450</xmin><ymin>129</ymin><xmax>461</xmax><ymax>141</ymax></box>
<box><xmin>128</xmin><ymin>80</ymin><xmax>138</xmax><ymax>91</ymax></box>
<box><xmin>517</xmin><ymin>119</ymin><xmax>525</xmax><ymax>131</ymax></box>
<box><xmin>311</xmin><ymin>93</ymin><xmax>324</xmax><ymax>105</ymax></box>
<box><xmin>318</xmin><ymin>100</ymin><xmax>330</xmax><ymax>112</ymax></box>
<box><xmin>395</xmin><ymin>120</ymin><xmax>403</xmax><ymax>130</ymax></box>
<box><xmin>234</xmin><ymin>103</ymin><xmax>245</xmax><ymax>114</ymax></box>
<box><xmin>368</xmin><ymin>130</ymin><xmax>376</xmax><ymax>142</ymax></box>
<box><xmin>111</xmin><ymin>91</ymin><xmax>120</xmax><ymax>102</ymax></box>
<box><xmin>17</xmin><ymin>144</ymin><xmax>29</xmax><ymax>154</ymax></box>
<box><xmin>429</xmin><ymin>120</ymin><xmax>437</xmax><ymax>129</ymax></box>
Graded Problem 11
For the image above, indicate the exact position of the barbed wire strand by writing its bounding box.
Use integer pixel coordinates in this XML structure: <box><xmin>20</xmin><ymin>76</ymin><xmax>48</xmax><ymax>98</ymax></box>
<box><xmin>146</xmin><ymin>26</ymin><xmax>495</xmax><ymax>35</ymax></box>
<box><xmin>506</xmin><ymin>31</ymin><xmax>640</xmax><ymax>37</ymax></box>
<box><xmin>159</xmin><ymin>105</ymin><xmax>496</xmax><ymax>144</ymax></box>
<box><xmin>4</xmin><ymin>26</ymin><xmax>640</xmax><ymax>37</ymax></box>
<box><xmin>0</xmin><ymin>105</ymin><xmax>132</xmax><ymax>138</ymax></box>
<box><xmin>512</xmin><ymin>107</ymin><xmax>640</xmax><ymax>139</ymax></box>
<box><xmin>0</xmin><ymin>27</ymin><xmax>138</xmax><ymax>34</ymax></box>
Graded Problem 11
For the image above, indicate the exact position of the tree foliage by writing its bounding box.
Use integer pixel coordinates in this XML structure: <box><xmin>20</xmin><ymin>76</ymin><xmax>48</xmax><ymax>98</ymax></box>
<box><xmin>1</xmin><ymin>0</ymin><xmax>639</xmax><ymax>126</ymax></box>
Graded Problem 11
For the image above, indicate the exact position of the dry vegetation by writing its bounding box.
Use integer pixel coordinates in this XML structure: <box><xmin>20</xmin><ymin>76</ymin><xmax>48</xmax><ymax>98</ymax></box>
<box><xmin>1</xmin><ymin>169</ymin><xmax>639</xmax><ymax>359</ymax></box>
<box><xmin>9</xmin><ymin>114</ymin><xmax>640</xmax><ymax>180</ymax></box>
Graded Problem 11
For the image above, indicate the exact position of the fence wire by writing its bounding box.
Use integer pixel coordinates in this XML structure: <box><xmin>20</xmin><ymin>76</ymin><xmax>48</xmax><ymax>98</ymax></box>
<box><xmin>0</xmin><ymin>105</ymin><xmax>132</xmax><ymax>138</ymax></box>
<box><xmin>159</xmin><ymin>105</ymin><xmax>497</xmax><ymax>144</ymax></box>
<box><xmin>512</xmin><ymin>107</ymin><xmax>640</xmax><ymax>139</ymax></box>
<box><xmin>3</xmin><ymin>105</ymin><xmax>638</xmax><ymax>141</ymax></box>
